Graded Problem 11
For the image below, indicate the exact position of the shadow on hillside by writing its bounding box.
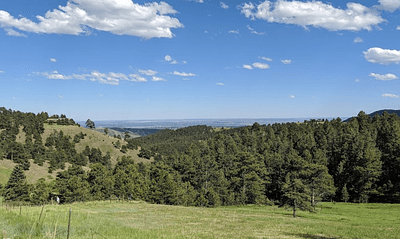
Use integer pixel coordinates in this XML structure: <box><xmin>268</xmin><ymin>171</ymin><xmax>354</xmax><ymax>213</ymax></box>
<box><xmin>284</xmin><ymin>233</ymin><xmax>339</xmax><ymax>239</ymax></box>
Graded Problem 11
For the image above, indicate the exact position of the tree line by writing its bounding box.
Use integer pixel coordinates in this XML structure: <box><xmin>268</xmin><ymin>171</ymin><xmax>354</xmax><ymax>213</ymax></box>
<box><xmin>1</xmin><ymin>107</ymin><xmax>400</xmax><ymax>215</ymax></box>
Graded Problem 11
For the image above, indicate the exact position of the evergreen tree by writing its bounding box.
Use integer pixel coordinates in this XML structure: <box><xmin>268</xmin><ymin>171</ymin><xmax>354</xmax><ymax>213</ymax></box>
<box><xmin>85</xmin><ymin>119</ymin><xmax>95</xmax><ymax>129</ymax></box>
<box><xmin>4</xmin><ymin>165</ymin><xmax>30</xmax><ymax>201</ymax></box>
<box><xmin>341</xmin><ymin>184</ymin><xmax>349</xmax><ymax>203</ymax></box>
<box><xmin>30</xmin><ymin>178</ymin><xmax>52</xmax><ymax>205</ymax></box>
<box><xmin>88</xmin><ymin>163</ymin><xmax>114</xmax><ymax>200</ymax></box>
<box><xmin>113</xmin><ymin>156</ymin><xmax>145</xmax><ymax>200</ymax></box>
<box><xmin>281</xmin><ymin>149</ymin><xmax>311</xmax><ymax>217</ymax></box>
<box><xmin>54</xmin><ymin>165</ymin><xmax>90</xmax><ymax>203</ymax></box>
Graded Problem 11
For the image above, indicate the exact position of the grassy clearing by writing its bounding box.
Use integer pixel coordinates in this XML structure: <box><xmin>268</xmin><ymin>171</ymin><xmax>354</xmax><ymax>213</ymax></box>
<box><xmin>0</xmin><ymin>201</ymin><xmax>399</xmax><ymax>239</ymax></box>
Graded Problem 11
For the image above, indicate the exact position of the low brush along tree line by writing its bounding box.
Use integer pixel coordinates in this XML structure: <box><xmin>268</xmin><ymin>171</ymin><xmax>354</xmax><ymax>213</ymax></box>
<box><xmin>1</xmin><ymin>107</ymin><xmax>400</xmax><ymax>217</ymax></box>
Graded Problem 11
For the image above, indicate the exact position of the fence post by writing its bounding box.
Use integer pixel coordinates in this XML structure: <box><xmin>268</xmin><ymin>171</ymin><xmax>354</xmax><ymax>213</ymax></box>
<box><xmin>67</xmin><ymin>208</ymin><xmax>72</xmax><ymax>239</ymax></box>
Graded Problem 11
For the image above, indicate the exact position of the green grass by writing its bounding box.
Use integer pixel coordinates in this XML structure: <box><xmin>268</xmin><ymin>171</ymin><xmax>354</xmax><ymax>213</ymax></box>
<box><xmin>1</xmin><ymin>201</ymin><xmax>399</xmax><ymax>238</ymax></box>
<box><xmin>0</xmin><ymin>162</ymin><xmax>14</xmax><ymax>185</ymax></box>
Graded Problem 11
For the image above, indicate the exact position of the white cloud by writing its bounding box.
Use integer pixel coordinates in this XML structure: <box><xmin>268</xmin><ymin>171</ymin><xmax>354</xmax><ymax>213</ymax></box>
<box><xmin>129</xmin><ymin>74</ymin><xmax>147</xmax><ymax>82</ymax></box>
<box><xmin>58</xmin><ymin>95</ymin><xmax>64</xmax><ymax>99</ymax></box>
<box><xmin>247</xmin><ymin>25</ymin><xmax>265</xmax><ymax>35</ymax></box>
<box><xmin>369</xmin><ymin>73</ymin><xmax>398</xmax><ymax>81</ymax></box>
<box><xmin>0</xmin><ymin>70</ymin><xmax>4</xmax><ymax>73</ymax></box>
<box><xmin>0</xmin><ymin>0</ymin><xmax>183</xmax><ymax>39</ymax></box>
<box><xmin>290</xmin><ymin>95</ymin><xmax>295</xmax><ymax>98</ymax></box>
<box><xmin>281</xmin><ymin>59</ymin><xmax>292</xmax><ymax>64</ymax></box>
<box><xmin>220</xmin><ymin>2</ymin><xmax>229</xmax><ymax>9</ymax></box>
<box><xmin>152</xmin><ymin>76</ymin><xmax>166</xmax><ymax>81</ymax></box>
<box><xmin>364</xmin><ymin>47</ymin><xmax>400</xmax><ymax>65</ymax></box>
<box><xmin>229</xmin><ymin>30</ymin><xmax>239</xmax><ymax>34</ymax></box>
<box><xmin>252</xmin><ymin>62</ymin><xmax>270</xmax><ymax>69</ymax></box>
<box><xmin>5</xmin><ymin>28</ymin><xmax>26</xmax><ymax>37</ymax></box>
<box><xmin>165</xmin><ymin>55</ymin><xmax>173</xmax><ymax>62</ymax></box>
<box><xmin>50</xmin><ymin>58</ymin><xmax>57</xmax><ymax>62</ymax></box>
<box><xmin>378</xmin><ymin>0</ymin><xmax>400</xmax><ymax>12</ymax></box>
<box><xmin>38</xmin><ymin>70</ymin><xmax>152</xmax><ymax>85</ymax></box>
<box><xmin>164</xmin><ymin>55</ymin><xmax>180</xmax><ymax>64</ymax></box>
<box><xmin>216</xmin><ymin>83</ymin><xmax>224</xmax><ymax>86</ymax></box>
<box><xmin>240</xmin><ymin>1</ymin><xmax>385</xmax><ymax>31</ymax></box>
<box><xmin>187</xmin><ymin>0</ymin><xmax>204</xmax><ymax>3</ymax></box>
<box><xmin>138</xmin><ymin>69</ymin><xmax>157</xmax><ymax>76</ymax></box>
<box><xmin>355</xmin><ymin>79</ymin><xmax>360</xmax><ymax>82</ymax></box>
<box><xmin>172</xmin><ymin>71</ymin><xmax>196</xmax><ymax>77</ymax></box>
<box><xmin>354</xmin><ymin>37</ymin><xmax>363</xmax><ymax>43</ymax></box>
<box><xmin>397</xmin><ymin>26</ymin><xmax>400</xmax><ymax>30</ymax></box>
<box><xmin>382</xmin><ymin>93</ymin><xmax>400</xmax><ymax>98</ymax></box>
<box><xmin>243</xmin><ymin>64</ymin><xmax>253</xmax><ymax>70</ymax></box>
<box><xmin>259</xmin><ymin>56</ymin><xmax>272</xmax><ymax>62</ymax></box>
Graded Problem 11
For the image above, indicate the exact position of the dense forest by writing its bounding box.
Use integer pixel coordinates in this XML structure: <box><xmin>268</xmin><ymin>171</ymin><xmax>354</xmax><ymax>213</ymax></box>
<box><xmin>1</xmin><ymin>107</ymin><xmax>400</xmax><ymax>215</ymax></box>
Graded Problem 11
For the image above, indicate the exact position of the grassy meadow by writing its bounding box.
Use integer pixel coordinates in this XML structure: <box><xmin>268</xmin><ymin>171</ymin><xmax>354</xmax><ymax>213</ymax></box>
<box><xmin>1</xmin><ymin>200</ymin><xmax>399</xmax><ymax>239</ymax></box>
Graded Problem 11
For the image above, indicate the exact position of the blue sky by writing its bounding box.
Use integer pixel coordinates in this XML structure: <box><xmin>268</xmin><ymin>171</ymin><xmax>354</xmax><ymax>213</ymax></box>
<box><xmin>1</xmin><ymin>0</ymin><xmax>400</xmax><ymax>120</ymax></box>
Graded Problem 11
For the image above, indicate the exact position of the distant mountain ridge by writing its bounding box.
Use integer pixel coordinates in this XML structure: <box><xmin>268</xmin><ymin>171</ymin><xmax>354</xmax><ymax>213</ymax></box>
<box><xmin>345</xmin><ymin>109</ymin><xmax>400</xmax><ymax>122</ymax></box>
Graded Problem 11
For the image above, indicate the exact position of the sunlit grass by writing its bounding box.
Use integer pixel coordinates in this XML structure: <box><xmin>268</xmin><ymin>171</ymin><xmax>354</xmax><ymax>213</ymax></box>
<box><xmin>1</xmin><ymin>200</ymin><xmax>399</xmax><ymax>238</ymax></box>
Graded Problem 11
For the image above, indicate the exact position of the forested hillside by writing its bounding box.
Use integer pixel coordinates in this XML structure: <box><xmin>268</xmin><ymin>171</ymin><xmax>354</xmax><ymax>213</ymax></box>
<box><xmin>1</xmin><ymin>107</ymin><xmax>400</xmax><ymax>214</ymax></box>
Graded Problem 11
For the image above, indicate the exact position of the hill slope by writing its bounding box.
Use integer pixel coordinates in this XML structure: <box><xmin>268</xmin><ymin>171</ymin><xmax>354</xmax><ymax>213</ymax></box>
<box><xmin>1</xmin><ymin>124</ymin><xmax>149</xmax><ymax>185</ymax></box>
<box><xmin>344</xmin><ymin>109</ymin><xmax>400</xmax><ymax>122</ymax></box>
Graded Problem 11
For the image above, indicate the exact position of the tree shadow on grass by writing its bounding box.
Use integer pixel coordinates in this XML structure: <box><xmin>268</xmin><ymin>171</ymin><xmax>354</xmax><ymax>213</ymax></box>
<box><xmin>284</xmin><ymin>233</ymin><xmax>341</xmax><ymax>239</ymax></box>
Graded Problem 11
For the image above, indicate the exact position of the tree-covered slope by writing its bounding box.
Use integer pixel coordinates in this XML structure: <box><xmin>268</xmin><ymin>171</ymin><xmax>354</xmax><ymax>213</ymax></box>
<box><xmin>0</xmin><ymin>107</ymin><xmax>148</xmax><ymax>185</ymax></box>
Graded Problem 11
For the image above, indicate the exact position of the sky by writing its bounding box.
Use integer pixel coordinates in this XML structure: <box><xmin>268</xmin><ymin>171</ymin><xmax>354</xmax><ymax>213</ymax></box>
<box><xmin>0</xmin><ymin>0</ymin><xmax>400</xmax><ymax>121</ymax></box>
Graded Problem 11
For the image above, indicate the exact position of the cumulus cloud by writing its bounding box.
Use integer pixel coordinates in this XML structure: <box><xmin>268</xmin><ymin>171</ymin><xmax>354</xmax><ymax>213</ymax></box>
<box><xmin>355</xmin><ymin>79</ymin><xmax>360</xmax><ymax>82</ymax></box>
<box><xmin>164</xmin><ymin>55</ymin><xmax>173</xmax><ymax>62</ymax></box>
<box><xmin>37</xmin><ymin>70</ymin><xmax>154</xmax><ymax>85</ymax></box>
<box><xmin>243</xmin><ymin>64</ymin><xmax>253</xmax><ymax>70</ymax></box>
<box><xmin>281</xmin><ymin>59</ymin><xmax>292</xmax><ymax>64</ymax></box>
<box><xmin>252</xmin><ymin>62</ymin><xmax>270</xmax><ymax>69</ymax></box>
<box><xmin>382</xmin><ymin>93</ymin><xmax>400</xmax><ymax>98</ymax></box>
<box><xmin>229</xmin><ymin>30</ymin><xmax>239</xmax><ymax>34</ymax></box>
<box><xmin>0</xmin><ymin>0</ymin><xmax>183</xmax><ymax>39</ymax></box>
<box><xmin>364</xmin><ymin>47</ymin><xmax>400</xmax><ymax>65</ymax></box>
<box><xmin>397</xmin><ymin>26</ymin><xmax>400</xmax><ymax>30</ymax></box>
<box><xmin>216</xmin><ymin>83</ymin><xmax>224</xmax><ymax>85</ymax></box>
<box><xmin>289</xmin><ymin>95</ymin><xmax>295</xmax><ymax>98</ymax></box>
<box><xmin>220</xmin><ymin>2</ymin><xmax>229</xmax><ymax>9</ymax></box>
<box><xmin>240</xmin><ymin>1</ymin><xmax>385</xmax><ymax>31</ymax></box>
<box><xmin>5</xmin><ymin>28</ymin><xmax>26</xmax><ymax>37</ymax></box>
<box><xmin>378</xmin><ymin>0</ymin><xmax>400</xmax><ymax>12</ymax></box>
<box><xmin>152</xmin><ymin>76</ymin><xmax>166</xmax><ymax>81</ymax></box>
<box><xmin>172</xmin><ymin>71</ymin><xmax>196</xmax><ymax>77</ymax></box>
<box><xmin>138</xmin><ymin>69</ymin><xmax>157</xmax><ymax>76</ymax></box>
<box><xmin>259</xmin><ymin>56</ymin><xmax>272</xmax><ymax>61</ymax></box>
<box><xmin>164</xmin><ymin>55</ymin><xmax>179</xmax><ymax>64</ymax></box>
<box><xmin>50</xmin><ymin>58</ymin><xmax>57</xmax><ymax>62</ymax></box>
<box><xmin>369</xmin><ymin>73</ymin><xmax>398</xmax><ymax>81</ymax></box>
<box><xmin>354</xmin><ymin>37</ymin><xmax>363</xmax><ymax>43</ymax></box>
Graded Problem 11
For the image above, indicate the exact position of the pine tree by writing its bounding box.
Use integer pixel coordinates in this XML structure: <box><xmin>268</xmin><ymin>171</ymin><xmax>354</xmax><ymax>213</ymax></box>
<box><xmin>88</xmin><ymin>163</ymin><xmax>114</xmax><ymax>200</ymax></box>
<box><xmin>4</xmin><ymin>165</ymin><xmax>30</xmax><ymax>201</ymax></box>
<box><xmin>30</xmin><ymin>178</ymin><xmax>51</xmax><ymax>205</ymax></box>
<box><xmin>341</xmin><ymin>184</ymin><xmax>349</xmax><ymax>203</ymax></box>
<box><xmin>55</xmin><ymin>165</ymin><xmax>89</xmax><ymax>203</ymax></box>
<box><xmin>281</xmin><ymin>149</ymin><xmax>311</xmax><ymax>217</ymax></box>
